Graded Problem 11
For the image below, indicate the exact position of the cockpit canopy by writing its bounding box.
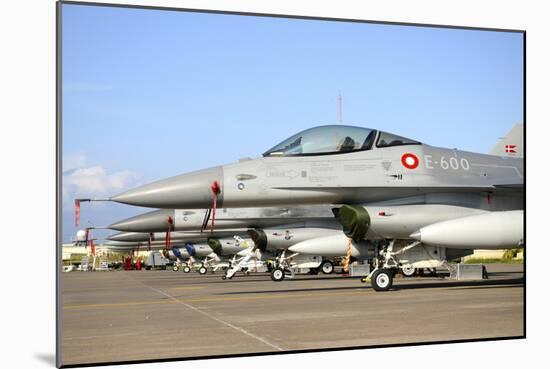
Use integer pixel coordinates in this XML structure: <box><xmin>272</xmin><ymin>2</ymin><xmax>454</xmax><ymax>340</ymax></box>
<box><xmin>263</xmin><ymin>125</ymin><xmax>420</xmax><ymax>157</ymax></box>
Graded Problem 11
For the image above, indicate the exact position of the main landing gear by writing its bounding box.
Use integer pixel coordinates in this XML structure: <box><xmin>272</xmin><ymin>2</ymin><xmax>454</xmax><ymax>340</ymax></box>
<box><xmin>270</xmin><ymin>267</ymin><xmax>285</xmax><ymax>282</ymax></box>
<box><xmin>361</xmin><ymin>240</ymin><xmax>421</xmax><ymax>292</ymax></box>
<box><xmin>268</xmin><ymin>250</ymin><xmax>298</xmax><ymax>282</ymax></box>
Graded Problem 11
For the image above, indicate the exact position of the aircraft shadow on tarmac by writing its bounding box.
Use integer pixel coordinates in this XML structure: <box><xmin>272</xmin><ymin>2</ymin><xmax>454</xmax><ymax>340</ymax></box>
<box><xmin>390</xmin><ymin>277</ymin><xmax>524</xmax><ymax>291</ymax></box>
<box><xmin>215</xmin><ymin>276</ymin><xmax>525</xmax><ymax>296</ymax></box>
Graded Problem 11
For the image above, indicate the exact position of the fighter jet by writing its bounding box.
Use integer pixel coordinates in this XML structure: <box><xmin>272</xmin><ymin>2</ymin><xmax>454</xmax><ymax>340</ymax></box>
<box><xmin>107</xmin><ymin>124</ymin><xmax>523</xmax><ymax>209</ymax></box>
<box><xmin>108</xmin><ymin>205</ymin><xmax>335</xmax><ymax>233</ymax></box>
<box><xmin>84</xmin><ymin>123</ymin><xmax>524</xmax><ymax>290</ymax></box>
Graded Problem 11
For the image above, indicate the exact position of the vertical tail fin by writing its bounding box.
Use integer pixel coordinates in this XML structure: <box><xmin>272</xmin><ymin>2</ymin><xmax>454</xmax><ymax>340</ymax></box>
<box><xmin>490</xmin><ymin>123</ymin><xmax>524</xmax><ymax>158</ymax></box>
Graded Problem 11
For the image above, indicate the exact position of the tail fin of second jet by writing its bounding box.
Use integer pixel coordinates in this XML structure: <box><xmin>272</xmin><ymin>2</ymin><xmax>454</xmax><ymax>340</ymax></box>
<box><xmin>490</xmin><ymin>123</ymin><xmax>524</xmax><ymax>158</ymax></box>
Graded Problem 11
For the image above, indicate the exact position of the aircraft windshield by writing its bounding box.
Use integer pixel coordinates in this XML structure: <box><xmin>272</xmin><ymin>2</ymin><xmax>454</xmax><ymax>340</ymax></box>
<box><xmin>376</xmin><ymin>131</ymin><xmax>421</xmax><ymax>148</ymax></box>
<box><xmin>263</xmin><ymin>125</ymin><xmax>378</xmax><ymax>157</ymax></box>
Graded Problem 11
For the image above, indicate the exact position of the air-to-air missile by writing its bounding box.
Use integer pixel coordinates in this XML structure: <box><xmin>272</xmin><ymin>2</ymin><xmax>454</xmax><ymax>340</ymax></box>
<box><xmin>81</xmin><ymin>123</ymin><xmax>524</xmax><ymax>291</ymax></box>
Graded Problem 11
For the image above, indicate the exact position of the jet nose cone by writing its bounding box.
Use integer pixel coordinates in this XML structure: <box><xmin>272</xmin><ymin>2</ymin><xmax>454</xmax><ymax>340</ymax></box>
<box><xmin>111</xmin><ymin>166</ymin><xmax>224</xmax><ymax>209</ymax></box>
<box><xmin>109</xmin><ymin>209</ymin><xmax>174</xmax><ymax>232</ymax></box>
<box><xmin>107</xmin><ymin>232</ymin><xmax>148</xmax><ymax>242</ymax></box>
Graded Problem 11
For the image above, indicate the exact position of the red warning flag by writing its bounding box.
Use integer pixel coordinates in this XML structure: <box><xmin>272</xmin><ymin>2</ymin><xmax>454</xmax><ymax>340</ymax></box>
<box><xmin>75</xmin><ymin>199</ymin><xmax>80</xmax><ymax>226</ymax></box>
<box><xmin>210</xmin><ymin>181</ymin><xmax>221</xmax><ymax>233</ymax></box>
<box><xmin>165</xmin><ymin>216</ymin><xmax>173</xmax><ymax>249</ymax></box>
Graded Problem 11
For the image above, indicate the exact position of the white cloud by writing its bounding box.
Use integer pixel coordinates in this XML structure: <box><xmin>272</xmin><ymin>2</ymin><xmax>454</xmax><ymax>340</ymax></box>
<box><xmin>62</xmin><ymin>153</ymin><xmax>142</xmax><ymax>203</ymax></box>
<box><xmin>64</xmin><ymin>166</ymin><xmax>140</xmax><ymax>194</ymax></box>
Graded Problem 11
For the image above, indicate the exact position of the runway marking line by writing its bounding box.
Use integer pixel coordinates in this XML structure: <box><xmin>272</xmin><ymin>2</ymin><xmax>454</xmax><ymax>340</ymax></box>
<box><xmin>132</xmin><ymin>278</ymin><xmax>285</xmax><ymax>352</ymax></box>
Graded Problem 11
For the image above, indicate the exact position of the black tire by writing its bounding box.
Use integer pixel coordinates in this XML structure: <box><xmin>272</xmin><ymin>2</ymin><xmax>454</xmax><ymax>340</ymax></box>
<box><xmin>172</xmin><ymin>265</ymin><xmax>179</xmax><ymax>272</ymax></box>
<box><xmin>198</xmin><ymin>266</ymin><xmax>208</xmax><ymax>275</ymax></box>
<box><xmin>371</xmin><ymin>269</ymin><xmax>393</xmax><ymax>292</ymax></box>
<box><xmin>183</xmin><ymin>266</ymin><xmax>191</xmax><ymax>273</ymax></box>
<box><xmin>270</xmin><ymin>267</ymin><xmax>285</xmax><ymax>282</ymax></box>
<box><xmin>321</xmin><ymin>260</ymin><xmax>334</xmax><ymax>274</ymax></box>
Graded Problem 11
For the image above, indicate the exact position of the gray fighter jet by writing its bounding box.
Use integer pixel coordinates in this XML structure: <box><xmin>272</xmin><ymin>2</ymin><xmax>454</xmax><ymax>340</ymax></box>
<box><xmin>108</xmin><ymin>205</ymin><xmax>335</xmax><ymax>233</ymax></box>
<box><xmin>84</xmin><ymin>123</ymin><xmax>524</xmax><ymax>290</ymax></box>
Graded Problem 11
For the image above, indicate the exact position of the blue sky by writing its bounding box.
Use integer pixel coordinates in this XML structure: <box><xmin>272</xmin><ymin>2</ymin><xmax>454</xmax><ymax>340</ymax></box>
<box><xmin>61</xmin><ymin>4</ymin><xmax>524</xmax><ymax>242</ymax></box>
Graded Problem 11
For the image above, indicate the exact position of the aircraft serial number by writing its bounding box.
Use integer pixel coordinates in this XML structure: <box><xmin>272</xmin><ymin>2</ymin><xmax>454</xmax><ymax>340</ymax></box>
<box><xmin>424</xmin><ymin>155</ymin><xmax>470</xmax><ymax>170</ymax></box>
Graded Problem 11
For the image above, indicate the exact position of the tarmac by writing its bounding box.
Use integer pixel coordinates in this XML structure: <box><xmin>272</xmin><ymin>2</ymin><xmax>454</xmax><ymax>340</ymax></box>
<box><xmin>61</xmin><ymin>264</ymin><xmax>524</xmax><ymax>366</ymax></box>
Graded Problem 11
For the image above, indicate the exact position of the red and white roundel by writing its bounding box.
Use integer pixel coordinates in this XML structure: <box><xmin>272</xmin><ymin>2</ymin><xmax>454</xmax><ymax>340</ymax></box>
<box><xmin>401</xmin><ymin>153</ymin><xmax>419</xmax><ymax>169</ymax></box>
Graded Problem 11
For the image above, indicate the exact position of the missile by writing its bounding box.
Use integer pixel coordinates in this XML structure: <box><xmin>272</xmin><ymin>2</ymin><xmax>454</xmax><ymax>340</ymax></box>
<box><xmin>288</xmin><ymin>233</ymin><xmax>372</xmax><ymax>257</ymax></box>
<box><xmin>410</xmin><ymin>210</ymin><xmax>524</xmax><ymax>249</ymax></box>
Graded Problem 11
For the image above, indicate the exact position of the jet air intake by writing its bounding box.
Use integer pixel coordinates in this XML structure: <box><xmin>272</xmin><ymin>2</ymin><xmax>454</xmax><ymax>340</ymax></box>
<box><xmin>247</xmin><ymin>229</ymin><xmax>268</xmax><ymax>251</ymax></box>
<box><xmin>207</xmin><ymin>238</ymin><xmax>223</xmax><ymax>256</ymax></box>
<box><xmin>332</xmin><ymin>205</ymin><xmax>371</xmax><ymax>242</ymax></box>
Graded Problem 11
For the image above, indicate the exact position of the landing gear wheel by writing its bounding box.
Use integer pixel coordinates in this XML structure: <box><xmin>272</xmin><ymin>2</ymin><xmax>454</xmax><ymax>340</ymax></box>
<box><xmin>401</xmin><ymin>265</ymin><xmax>416</xmax><ymax>277</ymax></box>
<box><xmin>172</xmin><ymin>265</ymin><xmax>179</xmax><ymax>272</ymax></box>
<box><xmin>271</xmin><ymin>267</ymin><xmax>285</xmax><ymax>282</ymax></box>
<box><xmin>321</xmin><ymin>260</ymin><xmax>334</xmax><ymax>274</ymax></box>
<box><xmin>183</xmin><ymin>266</ymin><xmax>191</xmax><ymax>273</ymax></box>
<box><xmin>198</xmin><ymin>266</ymin><xmax>208</xmax><ymax>275</ymax></box>
<box><xmin>371</xmin><ymin>269</ymin><xmax>393</xmax><ymax>292</ymax></box>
